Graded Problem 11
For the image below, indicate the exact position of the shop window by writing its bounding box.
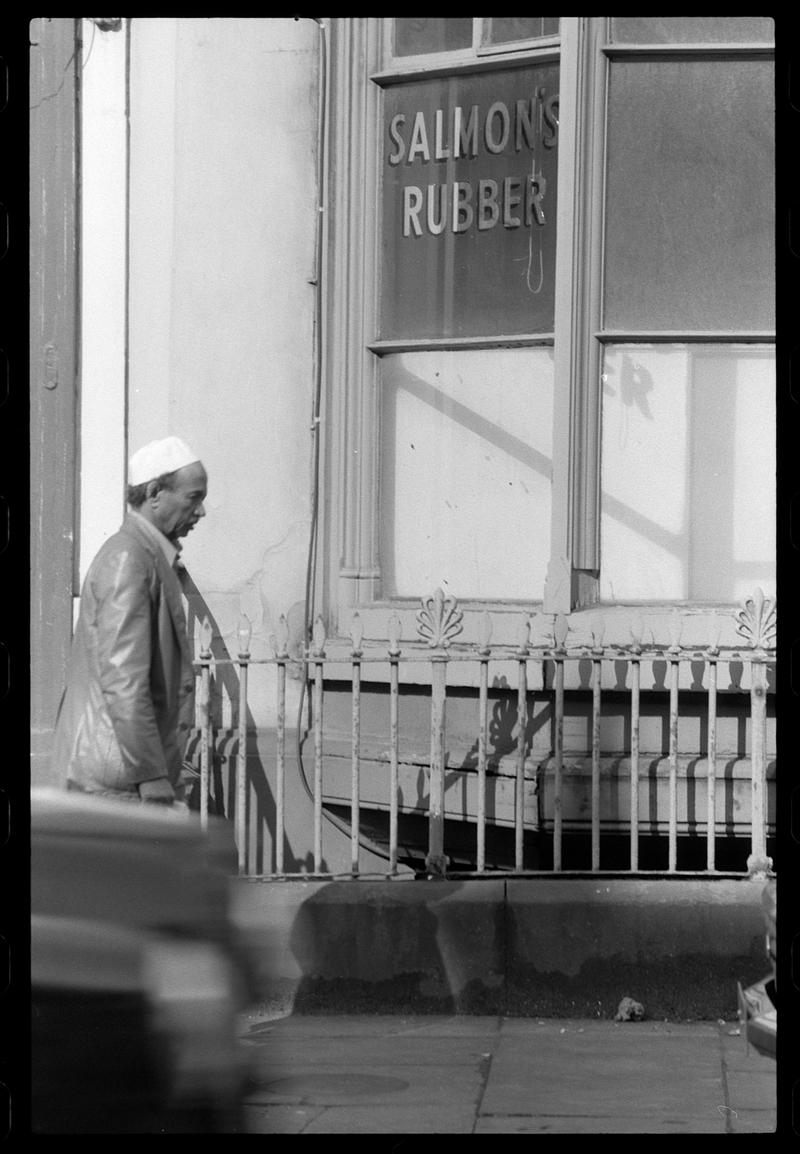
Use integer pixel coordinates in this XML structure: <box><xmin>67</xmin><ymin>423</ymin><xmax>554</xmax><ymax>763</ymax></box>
<box><xmin>600</xmin><ymin>345</ymin><xmax>775</xmax><ymax>602</ymax></box>
<box><xmin>481</xmin><ymin>18</ymin><xmax>560</xmax><ymax>51</ymax></box>
<box><xmin>599</xmin><ymin>23</ymin><xmax>775</xmax><ymax>603</ymax></box>
<box><xmin>603</xmin><ymin>58</ymin><xmax>774</xmax><ymax>331</ymax></box>
<box><xmin>609</xmin><ymin>17</ymin><xmax>774</xmax><ymax>45</ymax></box>
<box><xmin>394</xmin><ymin>18</ymin><xmax>473</xmax><ymax>57</ymax></box>
<box><xmin>381</xmin><ymin>62</ymin><xmax>559</xmax><ymax>339</ymax></box>
<box><xmin>380</xmin><ymin>347</ymin><xmax>553</xmax><ymax>599</ymax></box>
<box><xmin>324</xmin><ymin>18</ymin><xmax>774</xmax><ymax>634</ymax></box>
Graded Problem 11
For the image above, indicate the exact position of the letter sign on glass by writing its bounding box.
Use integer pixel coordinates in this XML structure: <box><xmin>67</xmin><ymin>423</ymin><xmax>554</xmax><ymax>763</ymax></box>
<box><xmin>381</xmin><ymin>65</ymin><xmax>559</xmax><ymax>340</ymax></box>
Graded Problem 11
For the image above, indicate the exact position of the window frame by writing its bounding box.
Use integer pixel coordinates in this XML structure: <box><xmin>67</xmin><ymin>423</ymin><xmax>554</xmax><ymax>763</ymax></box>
<box><xmin>318</xmin><ymin>17</ymin><xmax>775</xmax><ymax>650</ymax></box>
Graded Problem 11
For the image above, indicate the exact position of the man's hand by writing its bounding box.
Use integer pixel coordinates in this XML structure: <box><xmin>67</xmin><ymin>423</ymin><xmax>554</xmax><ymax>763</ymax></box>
<box><xmin>138</xmin><ymin>777</ymin><xmax>176</xmax><ymax>805</ymax></box>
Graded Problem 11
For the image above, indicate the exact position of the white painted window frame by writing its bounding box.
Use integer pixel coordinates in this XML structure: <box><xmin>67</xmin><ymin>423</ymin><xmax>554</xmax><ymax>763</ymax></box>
<box><xmin>318</xmin><ymin>17</ymin><xmax>775</xmax><ymax>648</ymax></box>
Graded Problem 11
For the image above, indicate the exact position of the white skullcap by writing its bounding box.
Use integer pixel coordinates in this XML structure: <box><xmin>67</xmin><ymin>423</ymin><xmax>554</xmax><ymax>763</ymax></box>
<box><xmin>128</xmin><ymin>436</ymin><xmax>201</xmax><ymax>486</ymax></box>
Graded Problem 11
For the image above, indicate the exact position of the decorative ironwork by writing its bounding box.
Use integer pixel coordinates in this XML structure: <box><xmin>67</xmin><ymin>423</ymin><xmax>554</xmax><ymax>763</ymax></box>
<box><xmin>736</xmin><ymin>588</ymin><xmax>776</xmax><ymax>650</ymax></box>
<box><xmin>311</xmin><ymin>614</ymin><xmax>327</xmax><ymax>657</ymax></box>
<box><xmin>387</xmin><ymin>613</ymin><xmax>402</xmax><ymax>656</ymax></box>
<box><xmin>192</xmin><ymin>585</ymin><xmax>776</xmax><ymax>882</ymax></box>
<box><xmin>269</xmin><ymin>614</ymin><xmax>290</xmax><ymax>659</ymax></box>
<box><xmin>199</xmin><ymin>615</ymin><xmax>213</xmax><ymax>656</ymax></box>
<box><xmin>350</xmin><ymin>612</ymin><xmax>364</xmax><ymax>658</ymax></box>
<box><xmin>553</xmin><ymin>613</ymin><xmax>569</xmax><ymax>651</ymax></box>
<box><xmin>416</xmin><ymin>587</ymin><xmax>463</xmax><ymax>649</ymax></box>
<box><xmin>478</xmin><ymin>611</ymin><xmax>492</xmax><ymax>656</ymax></box>
<box><xmin>237</xmin><ymin>613</ymin><xmax>252</xmax><ymax>658</ymax></box>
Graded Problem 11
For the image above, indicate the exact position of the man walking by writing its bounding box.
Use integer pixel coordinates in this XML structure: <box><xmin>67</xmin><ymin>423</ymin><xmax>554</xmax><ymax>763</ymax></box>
<box><xmin>52</xmin><ymin>437</ymin><xmax>208</xmax><ymax>805</ymax></box>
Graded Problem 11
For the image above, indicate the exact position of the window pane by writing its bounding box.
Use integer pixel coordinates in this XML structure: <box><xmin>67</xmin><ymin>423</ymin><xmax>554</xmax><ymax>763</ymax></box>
<box><xmin>604</xmin><ymin>59</ymin><xmax>774</xmax><ymax>331</ymax></box>
<box><xmin>487</xmin><ymin>18</ymin><xmax>560</xmax><ymax>45</ymax></box>
<box><xmin>380</xmin><ymin>348</ymin><xmax>553</xmax><ymax>600</ymax></box>
<box><xmin>394</xmin><ymin>18</ymin><xmax>473</xmax><ymax>57</ymax></box>
<box><xmin>381</xmin><ymin>63</ymin><xmax>559</xmax><ymax>338</ymax></box>
<box><xmin>610</xmin><ymin>17</ymin><xmax>774</xmax><ymax>44</ymax></box>
<box><xmin>600</xmin><ymin>345</ymin><xmax>775</xmax><ymax>602</ymax></box>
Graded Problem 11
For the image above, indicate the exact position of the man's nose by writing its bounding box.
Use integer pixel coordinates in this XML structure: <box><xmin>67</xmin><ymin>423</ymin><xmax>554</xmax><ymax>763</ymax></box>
<box><xmin>196</xmin><ymin>502</ymin><xmax>206</xmax><ymax>518</ymax></box>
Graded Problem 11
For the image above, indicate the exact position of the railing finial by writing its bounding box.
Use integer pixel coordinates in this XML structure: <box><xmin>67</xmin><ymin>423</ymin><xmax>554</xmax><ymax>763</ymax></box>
<box><xmin>237</xmin><ymin>613</ymin><xmax>252</xmax><ymax>657</ymax></box>
<box><xmin>199</xmin><ymin>615</ymin><xmax>213</xmax><ymax>656</ymax></box>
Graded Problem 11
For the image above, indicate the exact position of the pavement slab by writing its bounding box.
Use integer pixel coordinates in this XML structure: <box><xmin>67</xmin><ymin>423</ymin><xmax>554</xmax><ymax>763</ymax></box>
<box><xmin>240</xmin><ymin>1012</ymin><xmax>777</xmax><ymax>1135</ymax></box>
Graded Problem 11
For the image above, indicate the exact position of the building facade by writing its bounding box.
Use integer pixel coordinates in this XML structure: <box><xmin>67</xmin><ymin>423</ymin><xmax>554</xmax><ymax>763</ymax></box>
<box><xmin>30</xmin><ymin>18</ymin><xmax>776</xmax><ymax>877</ymax></box>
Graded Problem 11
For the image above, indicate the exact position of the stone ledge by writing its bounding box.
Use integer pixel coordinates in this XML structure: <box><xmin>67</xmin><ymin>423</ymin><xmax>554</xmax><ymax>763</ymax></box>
<box><xmin>230</xmin><ymin>875</ymin><xmax>769</xmax><ymax>1020</ymax></box>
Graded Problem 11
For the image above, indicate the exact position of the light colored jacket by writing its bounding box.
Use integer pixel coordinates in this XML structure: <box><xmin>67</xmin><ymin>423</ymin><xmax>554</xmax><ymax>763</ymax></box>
<box><xmin>52</xmin><ymin>514</ymin><xmax>196</xmax><ymax>794</ymax></box>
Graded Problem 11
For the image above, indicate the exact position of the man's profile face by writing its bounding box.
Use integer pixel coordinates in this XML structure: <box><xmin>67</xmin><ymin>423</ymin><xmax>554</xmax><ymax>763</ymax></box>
<box><xmin>154</xmin><ymin>462</ymin><xmax>208</xmax><ymax>543</ymax></box>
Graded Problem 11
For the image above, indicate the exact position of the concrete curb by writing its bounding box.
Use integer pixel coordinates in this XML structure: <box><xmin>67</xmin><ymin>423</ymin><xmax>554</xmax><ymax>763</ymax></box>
<box><xmin>230</xmin><ymin>875</ymin><xmax>769</xmax><ymax>1020</ymax></box>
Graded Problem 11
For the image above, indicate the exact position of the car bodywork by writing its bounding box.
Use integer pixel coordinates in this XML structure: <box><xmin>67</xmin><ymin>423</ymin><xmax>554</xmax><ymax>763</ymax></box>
<box><xmin>31</xmin><ymin>788</ymin><xmax>253</xmax><ymax>1133</ymax></box>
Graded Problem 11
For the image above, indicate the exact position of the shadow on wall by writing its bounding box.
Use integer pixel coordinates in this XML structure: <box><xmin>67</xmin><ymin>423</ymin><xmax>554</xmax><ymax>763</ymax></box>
<box><xmin>179</xmin><ymin>572</ymin><xmax>395</xmax><ymax>877</ymax></box>
<box><xmin>180</xmin><ymin>570</ymin><xmax>321</xmax><ymax>875</ymax></box>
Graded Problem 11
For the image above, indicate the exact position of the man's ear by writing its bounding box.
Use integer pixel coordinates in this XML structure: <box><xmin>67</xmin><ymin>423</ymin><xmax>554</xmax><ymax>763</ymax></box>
<box><xmin>146</xmin><ymin>479</ymin><xmax>162</xmax><ymax>503</ymax></box>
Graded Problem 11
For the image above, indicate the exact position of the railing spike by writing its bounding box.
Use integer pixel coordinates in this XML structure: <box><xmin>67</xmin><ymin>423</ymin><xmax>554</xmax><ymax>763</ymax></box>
<box><xmin>312</xmin><ymin>614</ymin><xmax>327</xmax><ymax>656</ymax></box>
<box><xmin>388</xmin><ymin>613</ymin><xmax>401</xmax><ymax>656</ymax></box>
<box><xmin>516</xmin><ymin>616</ymin><xmax>530</xmax><ymax>653</ymax></box>
<box><xmin>351</xmin><ymin>611</ymin><xmax>364</xmax><ymax>656</ymax></box>
<box><xmin>199</xmin><ymin>615</ymin><xmax>213</xmax><ymax>655</ymax></box>
<box><xmin>237</xmin><ymin>613</ymin><xmax>252</xmax><ymax>657</ymax></box>
<box><xmin>479</xmin><ymin>611</ymin><xmax>492</xmax><ymax>654</ymax></box>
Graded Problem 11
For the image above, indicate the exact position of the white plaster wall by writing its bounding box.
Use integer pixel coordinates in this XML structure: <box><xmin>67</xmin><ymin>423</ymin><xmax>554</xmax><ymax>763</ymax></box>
<box><xmin>127</xmin><ymin>17</ymin><xmax>320</xmax><ymax>723</ymax></box>
<box><xmin>79</xmin><ymin>19</ymin><xmax>128</xmax><ymax>587</ymax></box>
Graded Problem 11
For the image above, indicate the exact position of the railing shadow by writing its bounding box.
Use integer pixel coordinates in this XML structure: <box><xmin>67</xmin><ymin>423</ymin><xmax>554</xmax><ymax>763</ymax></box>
<box><xmin>180</xmin><ymin>569</ymin><xmax>311</xmax><ymax>875</ymax></box>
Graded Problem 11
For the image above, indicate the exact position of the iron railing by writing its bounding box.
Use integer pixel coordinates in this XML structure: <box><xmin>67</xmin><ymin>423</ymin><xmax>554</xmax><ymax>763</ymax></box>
<box><xmin>191</xmin><ymin>588</ymin><xmax>776</xmax><ymax>879</ymax></box>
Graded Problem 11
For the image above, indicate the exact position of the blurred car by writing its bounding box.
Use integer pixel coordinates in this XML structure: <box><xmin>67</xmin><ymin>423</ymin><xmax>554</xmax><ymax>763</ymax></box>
<box><xmin>31</xmin><ymin>787</ymin><xmax>255</xmax><ymax>1133</ymax></box>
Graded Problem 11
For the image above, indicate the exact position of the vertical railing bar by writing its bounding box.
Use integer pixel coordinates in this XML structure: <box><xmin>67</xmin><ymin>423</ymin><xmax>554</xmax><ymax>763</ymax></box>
<box><xmin>553</xmin><ymin>653</ymin><xmax>564</xmax><ymax>872</ymax></box>
<box><xmin>276</xmin><ymin>654</ymin><xmax>286</xmax><ymax>875</ymax></box>
<box><xmin>236</xmin><ymin>629</ymin><xmax>250</xmax><ymax>878</ymax></box>
<box><xmin>350</xmin><ymin>615</ymin><xmax>363</xmax><ymax>875</ymax></box>
<box><xmin>706</xmin><ymin>650</ymin><xmax>718</xmax><ymax>872</ymax></box>
<box><xmin>351</xmin><ymin>654</ymin><xmax>361</xmax><ymax>876</ymax></box>
<box><xmin>198</xmin><ymin>617</ymin><xmax>213</xmax><ymax>832</ymax></box>
<box><xmin>388</xmin><ymin>613</ymin><xmax>401</xmax><ymax>877</ymax></box>
<box><xmin>477</xmin><ymin>654</ymin><xmax>488</xmax><ymax>873</ymax></box>
<box><xmin>735</xmin><ymin>590</ymin><xmax>775</xmax><ymax>876</ymax></box>
<box><xmin>417</xmin><ymin>590</ymin><xmax>463</xmax><ymax>878</ymax></box>
<box><xmin>551</xmin><ymin>612</ymin><xmax>568</xmax><ymax>875</ymax></box>
<box><xmin>515</xmin><ymin>648</ymin><xmax>528</xmax><ymax>873</ymax></box>
<box><xmin>311</xmin><ymin>616</ymin><xmax>326</xmax><ymax>874</ymax></box>
<box><xmin>668</xmin><ymin>653</ymin><xmax>679</xmax><ymax>872</ymax></box>
<box><xmin>476</xmin><ymin>612</ymin><xmax>492</xmax><ymax>875</ymax></box>
<box><xmin>591</xmin><ymin>647</ymin><xmax>602</xmax><ymax>872</ymax></box>
<box><xmin>749</xmin><ymin>654</ymin><xmax>767</xmax><ymax>866</ymax></box>
<box><xmin>313</xmin><ymin>657</ymin><xmax>324</xmax><ymax>872</ymax></box>
<box><xmin>428</xmin><ymin>654</ymin><xmax>447</xmax><ymax>874</ymax></box>
<box><xmin>270</xmin><ymin>614</ymin><xmax>289</xmax><ymax>878</ymax></box>
<box><xmin>630</xmin><ymin>652</ymin><xmax>640</xmax><ymax>872</ymax></box>
<box><xmin>389</xmin><ymin>653</ymin><xmax>400</xmax><ymax>875</ymax></box>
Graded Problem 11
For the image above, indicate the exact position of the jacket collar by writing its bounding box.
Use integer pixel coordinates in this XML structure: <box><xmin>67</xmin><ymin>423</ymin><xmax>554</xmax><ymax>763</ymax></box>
<box><xmin>122</xmin><ymin>514</ymin><xmax>193</xmax><ymax>664</ymax></box>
